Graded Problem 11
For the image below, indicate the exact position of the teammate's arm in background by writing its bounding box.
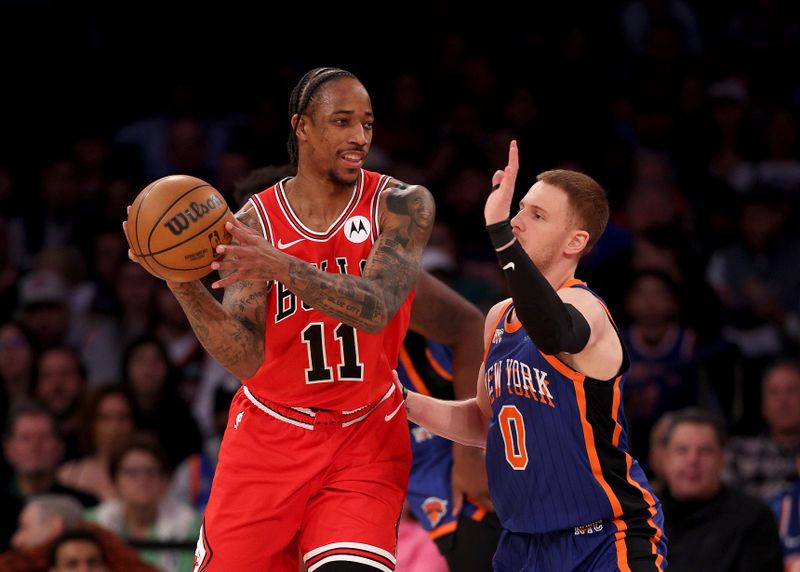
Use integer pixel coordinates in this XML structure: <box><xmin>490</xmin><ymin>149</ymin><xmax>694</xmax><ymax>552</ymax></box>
<box><xmin>125</xmin><ymin>203</ymin><xmax>268</xmax><ymax>379</ymax></box>
<box><xmin>403</xmin><ymin>302</ymin><xmax>504</xmax><ymax>448</ymax></box>
<box><xmin>210</xmin><ymin>180</ymin><xmax>435</xmax><ymax>334</ymax></box>
<box><xmin>410</xmin><ymin>271</ymin><xmax>492</xmax><ymax>511</ymax></box>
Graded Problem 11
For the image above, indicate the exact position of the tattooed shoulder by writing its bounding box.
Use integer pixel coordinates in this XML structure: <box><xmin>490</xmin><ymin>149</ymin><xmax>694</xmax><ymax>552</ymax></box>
<box><xmin>381</xmin><ymin>180</ymin><xmax>435</xmax><ymax>236</ymax></box>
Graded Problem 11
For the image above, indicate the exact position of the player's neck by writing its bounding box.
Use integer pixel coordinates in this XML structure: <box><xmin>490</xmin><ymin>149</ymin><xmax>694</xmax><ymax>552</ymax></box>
<box><xmin>543</xmin><ymin>259</ymin><xmax>577</xmax><ymax>291</ymax></box>
<box><xmin>284</xmin><ymin>171</ymin><xmax>355</xmax><ymax>228</ymax></box>
<box><xmin>289</xmin><ymin>169</ymin><xmax>353</xmax><ymax>201</ymax></box>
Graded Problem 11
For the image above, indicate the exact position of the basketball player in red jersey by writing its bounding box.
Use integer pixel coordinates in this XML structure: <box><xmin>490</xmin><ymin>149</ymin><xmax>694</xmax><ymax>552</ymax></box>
<box><xmin>127</xmin><ymin>67</ymin><xmax>435</xmax><ymax>571</ymax></box>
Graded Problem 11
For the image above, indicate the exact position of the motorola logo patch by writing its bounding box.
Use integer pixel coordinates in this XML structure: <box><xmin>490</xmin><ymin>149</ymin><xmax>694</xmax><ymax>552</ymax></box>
<box><xmin>343</xmin><ymin>216</ymin><xmax>371</xmax><ymax>244</ymax></box>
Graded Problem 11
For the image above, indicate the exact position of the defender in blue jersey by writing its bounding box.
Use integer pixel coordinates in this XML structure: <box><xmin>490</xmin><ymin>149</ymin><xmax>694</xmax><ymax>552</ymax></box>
<box><xmin>398</xmin><ymin>330</ymin><xmax>502</xmax><ymax>571</ymax></box>
<box><xmin>402</xmin><ymin>141</ymin><xmax>667</xmax><ymax>571</ymax></box>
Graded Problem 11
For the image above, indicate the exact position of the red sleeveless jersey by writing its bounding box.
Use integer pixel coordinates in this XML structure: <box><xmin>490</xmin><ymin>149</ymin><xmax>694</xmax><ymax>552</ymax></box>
<box><xmin>244</xmin><ymin>170</ymin><xmax>414</xmax><ymax>410</ymax></box>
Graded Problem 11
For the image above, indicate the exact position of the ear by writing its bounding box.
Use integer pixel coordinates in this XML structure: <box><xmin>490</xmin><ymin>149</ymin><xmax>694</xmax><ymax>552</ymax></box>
<box><xmin>51</xmin><ymin>515</ymin><xmax>66</xmax><ymax>537</ymax></box>
<box><xmin>565</xmin><ymin>230</ymin><xmax>590</xmax><ymax>255</ymax></box>
<box><xmin>292</xmin><ymin>113</ymin><xmax>309</xmax><ymax>142</ymax></box>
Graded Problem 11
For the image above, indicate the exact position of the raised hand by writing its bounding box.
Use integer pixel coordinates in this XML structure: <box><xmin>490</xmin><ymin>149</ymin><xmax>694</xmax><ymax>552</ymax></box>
<box><xmin>484</xmin><ymin>140</ymin><xmax>519</xmax><ymax>225</ymax></box>
<box><xmin>210</xmin><ymin>218</ymin><xmax>285</xmax><ymax>289</ymax></box>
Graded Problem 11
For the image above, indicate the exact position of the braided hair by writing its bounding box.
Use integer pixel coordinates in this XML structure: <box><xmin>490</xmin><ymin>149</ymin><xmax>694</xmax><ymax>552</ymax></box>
<box><xmin>286</xmin><ymin>67</ymin><xmax>359</xmax><ymax>167</ymax></box>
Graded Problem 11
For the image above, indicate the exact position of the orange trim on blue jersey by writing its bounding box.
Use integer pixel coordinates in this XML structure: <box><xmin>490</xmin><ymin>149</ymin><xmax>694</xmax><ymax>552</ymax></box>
<box><xmin>573</xmin><ymin>377</ymin><xmax>625</xmax><ymax>519</ymax></box>
<box><xmin>611</xmin><ymin>376</ymin><xmax>623</xmax><ymax>447</ymax></box>
<box><xmin>483</xmin><ymin>300</ymin><xmax>513</xmax><ymax>364</ymax></box>
<box><xmin>623</xmin><ymin>455</ymin><xmax>666</xmax><ymax>569</ymax></box>
<box><xmin>399</xmin><ymin>346</ymin><xmax>431</xmax><ymax>396</ymax></box>
<box><xmin>613</xmin><ymin>521</ymin><xmax>632</xmax><ymax>572</ymax></box>
<box><xmin>425</xmin><ymin>348</ymin><xmax>453</xmax><ymax>381</ymax></box>
<box><xmin>559</xmin><ymin>278</ymin><xmax>587</xmax><ymax>289</ymax></box>
<box><xmin>504</xmin><ymin>309</ymin><xmax>524</xmax><ymax>333</ymax></box>
<box><xmin>429</xmin><ymin>520</ymin><xmax>458</xmax><ymax>539</ymax></box>
<box><xmin>540</xmin><ymin>352</ymin><xmax>583</xmax><ymax>382</ymax></box>
<box><xmin>464</xmin><ymin>494</ymin><xmax>491</xmax><ymax>519</ymax></box>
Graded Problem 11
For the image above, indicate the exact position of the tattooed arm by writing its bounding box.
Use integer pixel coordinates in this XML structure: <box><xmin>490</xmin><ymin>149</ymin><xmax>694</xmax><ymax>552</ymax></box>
<box><xmin>167</xmin><ymin>204</ymin><xmax>268</xmax><ymax>379</ymax></box>
<box><xmin>209</xmin><ymin>179</ymin><xmax>434</xmax><ymax>333</ymax></box>
<box><xmin>410</xmin><ymin>271</ymin><xmax>484</xmax><ymax>399</ymax></box>
<box><xmin>283</xmin><ymin>180</ymin><xmax>435</xmax><ymax>333</ymax></box>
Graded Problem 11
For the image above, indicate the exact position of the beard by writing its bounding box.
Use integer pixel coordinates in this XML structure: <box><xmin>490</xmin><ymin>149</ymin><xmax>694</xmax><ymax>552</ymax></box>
<box><xmin>326</xmin><ymin>167</ymin><xmax>359</xmax><ymax>187</ymax></box>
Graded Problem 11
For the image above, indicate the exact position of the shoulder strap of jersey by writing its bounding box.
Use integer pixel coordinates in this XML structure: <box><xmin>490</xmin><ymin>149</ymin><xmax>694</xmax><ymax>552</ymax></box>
<box><xmin>370</xmin><ymin>175</ymin><xmax>394</xmax><ymax>241</ymax></box>
<box><xmin>555</xmin><ymin>281</ymin><xmax>631</xmax><ymax>377</ymax></box>
<box><xmin>248</xmin><ymin>186</ymin><xmax>279</xmax><ymax>245</ymax></box>
<box><xmin>482</xmin><ymin>299</ymin><xmax>514</xmax><ymax>364</ymax></box>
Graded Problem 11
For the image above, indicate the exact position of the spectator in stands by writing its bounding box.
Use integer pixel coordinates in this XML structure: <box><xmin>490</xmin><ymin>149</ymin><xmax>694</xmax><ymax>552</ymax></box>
<box><xmin>3</xmin><ymin>402</ymin><xmax>97</xmax><ymax>506</ymax></box>
<box><xmin>726</xmin><ymin>360</ymin><xmax>800</xmax><ymax>500</ymax></box>
<box><xmin>86</xmin><ymin>437</ymin><xmax>199</xmax><ymax>572</ymax></box>
<box><xmin>17</xmin><ymin>271</ymin><xmax>70</xmax><ymax>351</ymax></box>
<box><xmin>661</xmin><ymin>407</ymin><xmax>782</xmax><ymax>571</ymax></box>
<box><xmin>0</xmin><ymin>495</ymin><xmax>157</xmax><ymax>572</ymax></box>
<box><xmin>121</xmin><ymin>337</ymin><xmax>200</xmax><ymax>469</ymax></box>
<box><xmin>47</xmin><ymin>529</ymin><xmax>109</xmax><ymax>572</ymax></box>
<box><xmin>11</xmin><ymin>495</ymin><xmax>83</xmax><ymax>551</ymax></box>
<box><xmin>57</xmin><ymin>386</ymin><xmax>136</xmax><ymax>501</ymax></box>
<box><xmin>0</xmin><ymin>322</ymin><xmax>37</xmax><ymax>435</ymax></box>
<box><xmin>623</xmin><ymin>270</ymin><xmax>700</xmax><ymax>462</ymax></box>
<box><xmin>167</xmin><ymin>386</ymin><xmax>231</xmax><ymax>512</ymax></box>
<box><xmin>1</xmin><ymin>404</ymin><xmax>97</xmax><ymax>551</ymax></box>
<box><xmin>34</xmin><ymin>348</ymin><xmax>86</xmax><ymax>461</ymax></box>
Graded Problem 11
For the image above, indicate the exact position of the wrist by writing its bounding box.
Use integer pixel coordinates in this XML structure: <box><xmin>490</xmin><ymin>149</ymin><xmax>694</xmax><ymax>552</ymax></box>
<box><xmin>486</xmin><ymin>219</ymin><xmax>516</xmax><ymax>251</ymax></box>
<box><xmin>401</xmin><ymin>385</ymin><xmax>409</xmax><ymax>400</ymax></box>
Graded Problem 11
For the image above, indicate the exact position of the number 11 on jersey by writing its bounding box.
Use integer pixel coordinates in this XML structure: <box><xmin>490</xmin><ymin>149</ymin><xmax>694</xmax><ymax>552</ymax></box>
<box><xmin>301</xmin><ymin>322</ymin><xmax>365</xmax><ymax>383</ymax></box>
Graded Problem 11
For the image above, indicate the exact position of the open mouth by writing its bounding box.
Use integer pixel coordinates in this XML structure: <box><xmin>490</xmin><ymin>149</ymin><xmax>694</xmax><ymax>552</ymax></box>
<box><xmin>339</xmin><ymin>152</ymin><xmax>365</xmax><ymax>168</ymax></box>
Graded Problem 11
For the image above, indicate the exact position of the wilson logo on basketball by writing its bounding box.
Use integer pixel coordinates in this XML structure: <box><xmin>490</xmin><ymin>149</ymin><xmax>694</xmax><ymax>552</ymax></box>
<box><xmin>164</xmin><ymin>195</ymin><xmax>224</xmax><ymax>236</ymax></box>
<box><xmin>422</xmin><ymin>497</ymin><xmax>448</xmax><ymax>527</ymax></box>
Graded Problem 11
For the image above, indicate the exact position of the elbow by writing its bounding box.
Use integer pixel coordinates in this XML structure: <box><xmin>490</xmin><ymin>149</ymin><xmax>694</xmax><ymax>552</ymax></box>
<box><xmin>359</xmin><ymin>297</ymin><xmax>392</xmax><ymax>334</ymax></box>
<box><xmin>233</xmin><ymin>352</ymin><xmax>264</xmax><ymax>381</ymax></box>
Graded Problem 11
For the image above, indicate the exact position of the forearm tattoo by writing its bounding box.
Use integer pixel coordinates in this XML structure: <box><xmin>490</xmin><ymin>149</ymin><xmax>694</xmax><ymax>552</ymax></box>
<box><xmin>169</xmin><ymin>205</ymin><xmax>269</xmax><ymax>378</ymax></box>
<box><xmin>285</xmin><ymin>182</ymin><xmax>434</xmax><ymax>333</ymax></box>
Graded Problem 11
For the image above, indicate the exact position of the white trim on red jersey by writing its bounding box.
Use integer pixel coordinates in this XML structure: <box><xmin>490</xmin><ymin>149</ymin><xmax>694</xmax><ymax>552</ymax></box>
<box><xmin>249</xmin><ymin>194</ymin><xmax>274</xmax><ymax>244</ymax></box>
<box><xmin>370</xmin><ymin>175</ymin><xmax>392</xmax><ymax>242</ymax></box>
<box><xmin>274</xmin><ymin>171</ymin><xmax>364</xmax><ymax>241</ymax></box>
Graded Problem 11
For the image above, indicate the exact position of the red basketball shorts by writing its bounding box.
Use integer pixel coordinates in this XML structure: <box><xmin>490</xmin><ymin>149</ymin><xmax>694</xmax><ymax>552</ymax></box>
<box><xmin>193</xmin><ymin>383</ymin><xmax>412</xmax><ymax>572</ymax></box>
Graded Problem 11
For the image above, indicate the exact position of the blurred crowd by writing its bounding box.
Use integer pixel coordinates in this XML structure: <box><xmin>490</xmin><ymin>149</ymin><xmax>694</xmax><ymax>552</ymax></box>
<box><xmin>3</xmin><ymin>0</ymin><xmax>800</xmax><ymax>570</ymax></box>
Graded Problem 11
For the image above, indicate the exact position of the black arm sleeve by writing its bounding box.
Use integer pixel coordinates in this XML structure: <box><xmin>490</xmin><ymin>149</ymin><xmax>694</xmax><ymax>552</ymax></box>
<box><xmin>487</xmin><ymin>220</ymin><xmax>591</xmax><ymax>355</ymax></box>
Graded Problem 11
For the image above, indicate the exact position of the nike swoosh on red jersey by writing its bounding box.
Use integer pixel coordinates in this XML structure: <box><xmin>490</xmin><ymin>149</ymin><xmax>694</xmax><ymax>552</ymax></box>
<box><xmin>277</xmin><ymin>238</ymin><xmax>306</xmax><ymax>250</ymax></box>
<box><xmin>384</xmin><ymin>402</ymin><xmax>404</xmax><ymax>422</ymax></box>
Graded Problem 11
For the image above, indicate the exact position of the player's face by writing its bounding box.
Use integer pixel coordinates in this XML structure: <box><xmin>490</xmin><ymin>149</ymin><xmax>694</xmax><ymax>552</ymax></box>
<box><xmin>663</xmin><ymin>423</ymin><xmax>724</xmax><ymax>501</ymax></box>
<box><xmin>510</xmin><ymin>182</ymin><xmax>579</xmax><ymax>271</ymax></box>
<box><xmin>302</xmin><ymin>78</ymin><xmax>373</xmax><ymax>187</ymax></box>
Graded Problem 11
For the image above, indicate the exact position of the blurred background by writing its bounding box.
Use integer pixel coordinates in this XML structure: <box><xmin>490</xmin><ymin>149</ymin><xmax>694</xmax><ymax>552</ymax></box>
<box><xmin>2</xmin><ymin>0</ymin><xmax>800</xmax><ymax>570</ymax></box>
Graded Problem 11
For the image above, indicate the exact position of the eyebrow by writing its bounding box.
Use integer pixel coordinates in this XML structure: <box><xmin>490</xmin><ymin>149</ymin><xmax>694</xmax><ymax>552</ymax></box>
<box><xmin>520</xmin><ymin>200</ymin><xmax>548</xmax><ymax>214</ymax></box>
<box><xmin>331</xmin><ymin>109</ymin><xmax>374</xmax><ymax>117</ymax></box>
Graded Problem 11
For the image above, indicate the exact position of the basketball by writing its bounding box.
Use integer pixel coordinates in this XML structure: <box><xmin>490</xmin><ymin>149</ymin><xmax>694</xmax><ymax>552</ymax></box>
<box><xmin>126</xmin><ymin>175</ymin><xmax>234</xmax><ymax>282</ymax></box>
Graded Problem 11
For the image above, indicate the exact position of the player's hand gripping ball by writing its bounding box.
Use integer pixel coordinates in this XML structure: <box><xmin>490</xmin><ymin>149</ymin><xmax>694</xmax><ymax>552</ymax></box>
<box><xmin>125</xmin><ymin>175</ymin><xmax>234</xmax><ymax>282</ymax></box>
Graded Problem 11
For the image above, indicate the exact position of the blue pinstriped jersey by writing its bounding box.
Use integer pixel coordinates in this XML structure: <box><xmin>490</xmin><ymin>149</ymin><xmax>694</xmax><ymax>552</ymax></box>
<box><xmin>483</xmin><ymin>285</ymin><xmax>661</xmax><ymax>535</ymax></box>
<box><xmin>397</xmin><ymin>332</ymin><xmax>486</xmax><ymax>534</ymax></box>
